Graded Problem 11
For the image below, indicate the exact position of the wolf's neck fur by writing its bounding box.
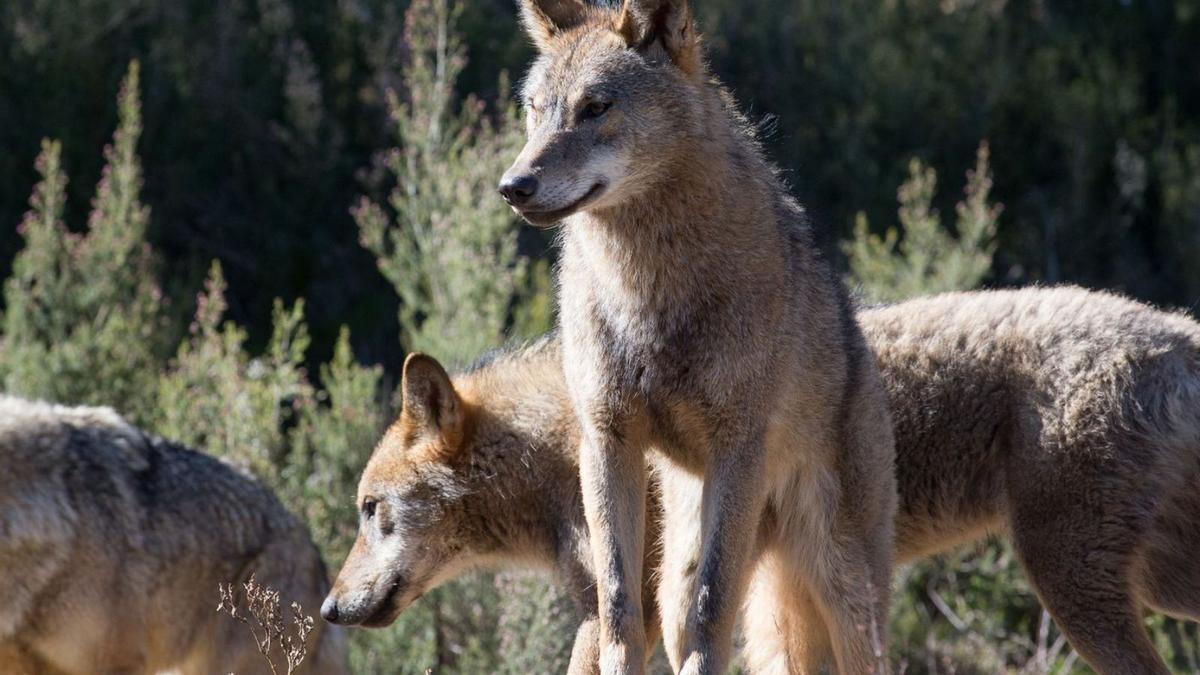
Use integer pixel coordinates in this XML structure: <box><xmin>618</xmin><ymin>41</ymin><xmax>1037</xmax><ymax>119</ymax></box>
<box><xmin>455</xmin><ymin>403</ymin><xmax>585</xmax><ymax>575</ymax></box>
<box><xmin>566</xmin><ymin>83</ymin><xmax>799</xmax><ymax>311</ymax></box>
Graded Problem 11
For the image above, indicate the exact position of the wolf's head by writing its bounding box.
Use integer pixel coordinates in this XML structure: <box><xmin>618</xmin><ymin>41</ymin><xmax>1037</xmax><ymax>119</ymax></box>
<box><xmin>499</xmin><ymin>0</ymin><xmax>706</xmax><ymax>226</ymax></box>
<box><xmin>321</xmin><ymin>353</ymin><xmax>476</xmax><ymax>628</ymax></box>
<box><xmin>321</xmin><ymin>347</ymin><xmax>577</xmax><ymax>628</ymax></box>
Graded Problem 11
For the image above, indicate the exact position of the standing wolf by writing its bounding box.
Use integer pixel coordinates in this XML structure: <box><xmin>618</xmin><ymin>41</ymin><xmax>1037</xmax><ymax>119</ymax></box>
<box><xmin>0</xmin><ymin>396</ymin><xmax>348</xmax><ymax>675</ymax></box>
<box><xmin>499</xmin><ymin>1</ymin><xmax>897</xmax><ymax>673</ymax></box>
<box><xmin>324</xmin><ymin>287</ymin><xmax>1200</xmax><ymax>675</ymax></box>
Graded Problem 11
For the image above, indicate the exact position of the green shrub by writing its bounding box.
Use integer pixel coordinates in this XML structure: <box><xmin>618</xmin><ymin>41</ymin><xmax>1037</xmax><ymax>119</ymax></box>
<box><xmin>353</xmin><ymin>0</ymin><xmax>533</xmax><ymax>366</ymax></box>
<box><xmin>0</xmin><ymin>62</ymin><xmax>168</xmax><ymax>421</ymax></box>
<box><xmin>845</xmin><ymin>142</ymin><xmax>1000</xmax><ymax>304</ymax></box>
<box><xmin>153</xmin><ymin>261</ymin><xmax>312</xmax><ymax>483</ymax></box>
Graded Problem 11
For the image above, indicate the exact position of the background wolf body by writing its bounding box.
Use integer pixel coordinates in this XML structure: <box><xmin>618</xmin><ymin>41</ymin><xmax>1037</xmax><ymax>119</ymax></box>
<box><xmin>0</xmin><ymin>396</ymin><xmax>348</xmax><ymax>675</ymax></box>
<box><xmin>502</xmin><ymin>1</ymin><xmax>897</xmax><ymax>672</ymax></box>
<box><xmin>864</xmin><ymin>286</ymin><xmax>1200</xmax><ymax>675</ymax></box>
<box><xmin>327</xmin><ymin>286</ymin><xmax>1200</xmax><ymax>675</ymax></box>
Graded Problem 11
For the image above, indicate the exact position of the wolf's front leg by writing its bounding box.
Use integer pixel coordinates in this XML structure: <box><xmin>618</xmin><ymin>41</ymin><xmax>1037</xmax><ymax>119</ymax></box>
<box><xmin>579</xmin><ymin>427</ymin><xmax>648</xmax><ymax>675</ymax></box>
<box><xmin>676</xmin><ymin>434</ymin><xmax>769</xmax><ymax>675</ymax></box>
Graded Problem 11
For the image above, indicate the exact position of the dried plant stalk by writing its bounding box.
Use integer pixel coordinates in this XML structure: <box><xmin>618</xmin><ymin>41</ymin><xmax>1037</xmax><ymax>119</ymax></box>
<box><xmin>217</xmin><ymin>574</ymin><xmax>314</xmax><ymax>675</ymax></box>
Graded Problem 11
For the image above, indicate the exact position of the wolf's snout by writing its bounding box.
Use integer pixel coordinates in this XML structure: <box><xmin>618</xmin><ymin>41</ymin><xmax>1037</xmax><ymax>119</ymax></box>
<box><xmin>498</xmin><ymin>174</ymin><xmax>539</xmax><ymax>206</ymax></box>
<box><xmin>320</xmin><ymin>595</ymin><xmax>341</xmax><ymax>624</ymax></box>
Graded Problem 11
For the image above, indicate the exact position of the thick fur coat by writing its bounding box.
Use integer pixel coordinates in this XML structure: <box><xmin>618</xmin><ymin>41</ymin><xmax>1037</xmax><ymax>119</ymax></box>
<box><xmin>326</xmin><ymin>286</ymin><xmax>1200</xmax><ymax>675</ymax></box>
<box><xmin>501</xmin><ymin>1</ymin><xmax>897</xmax><ymax>672</ymax></box>
<box><xmin>0</xmin><ymin>396</ymin><xmax>348</xmax><ymax>675</ymax></box>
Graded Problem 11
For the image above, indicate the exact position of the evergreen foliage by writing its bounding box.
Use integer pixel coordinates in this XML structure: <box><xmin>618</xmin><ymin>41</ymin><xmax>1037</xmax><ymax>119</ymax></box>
<box><xmin>846</xmin><ymin>142</ymin><xmax>1000</xmax><ymax>303</ymax></box>
<box><xmin>1</xmin><ymin>1</ymin><xmax>1198</xmax><ymax>673</ymax></box>
<box><xmin>0</xmin><ymin>62</ymin><xmax>166</xmax><ymax>420</ymax></box>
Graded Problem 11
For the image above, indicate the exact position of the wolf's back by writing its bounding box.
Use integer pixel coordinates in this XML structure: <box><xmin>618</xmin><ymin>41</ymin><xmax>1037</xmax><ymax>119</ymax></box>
<box><xmin>860</xmin><ymin>285</ymin><xmax>1200</xmax><ymax>560</ymax></box>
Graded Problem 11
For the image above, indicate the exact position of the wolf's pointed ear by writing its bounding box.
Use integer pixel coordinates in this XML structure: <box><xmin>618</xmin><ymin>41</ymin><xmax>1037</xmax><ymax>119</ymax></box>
<box><xmin>617</xmin><ymin>0</ymin><xmax>701</xmax><ymax>76</ymax></box>
<box><xmin>400</xmin><ymin>353</ymin><xmax>463</xmax><ymax>449</ymax></box>
<box><xmin>518</xmin><ymin>0</ymin><xmax>591</xmax><ymax>52</ymax></box>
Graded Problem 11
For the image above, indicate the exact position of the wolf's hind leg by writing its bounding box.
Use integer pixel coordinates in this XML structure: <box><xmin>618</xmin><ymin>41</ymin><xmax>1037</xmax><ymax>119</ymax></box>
<box><xmin>776</xmin><ymin>468</ymin><xmax>891</xmax><ymax>674</ymax></box>
<box><xmin>798</xmin><ymin>538</ymin><xmax>890</xmax><ymax>674</ymax></box>
<box><xmin>741</xmin><ymin>553</ymin><xmax>831</xmax><ymax>675</ymax></box>
<box><xmin>568</xmin><ymin>617</ymin><xmax>602</xmax><ymax>675</ymax></box>
<box><xmin>655</xmin><ymin>463</ymin><xmax>704</xmax><ymax>673</ymax></box>
<box><xmin>1134</xmin><ymin>464</ymin><xmax>1200</xmax><ymax>622</ymax></box>
<box><xmin>1010</xmin><ymin>484</ymin><xmax>1170</xmax><ymax>675</ymax></box>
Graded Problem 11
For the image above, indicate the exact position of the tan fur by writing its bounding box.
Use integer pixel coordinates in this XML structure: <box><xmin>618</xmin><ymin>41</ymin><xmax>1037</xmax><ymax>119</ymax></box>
<box><xmin>321</xmin><ymin>341</ymin><xmax>662</xmax><ymax>675</ymax></box>
<box><xmin>326</xmin><ymin>286</ymin><xmax>1200</xmax><ymax>675</ymax></box>
<box><xmin>0</xmin><ymin>396</ymin><xmax>348</xmax><ymax>675</ymax></box>
<box><xmin>863</xmin><ymin>286</ymin><xmax>1200</xmax><ymax>675</ymax></box>
<box><xmin>502</xmin><ymin>2</ymin><xmax>897</xmax><ymax>673</ymax></box>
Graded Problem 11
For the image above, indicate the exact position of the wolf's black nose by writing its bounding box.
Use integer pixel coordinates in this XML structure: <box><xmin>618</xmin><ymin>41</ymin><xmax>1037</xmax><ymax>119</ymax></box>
<box><xmin>320</xmin><ymin>596</ymin><xmax>340</xmax><ymax>623</ymax></box>
<box><xmin>499</xmin><ymin>175</ymin><xmax>539</xmax><ymax>206</ymax></box>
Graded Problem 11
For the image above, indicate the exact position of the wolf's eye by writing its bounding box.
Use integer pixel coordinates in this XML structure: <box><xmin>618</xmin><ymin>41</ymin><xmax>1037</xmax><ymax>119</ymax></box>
<box><xmin>362</xmin><ymin>499</ymin><xmax>377</xmax><ymax>520</ymax></box>
<box><xmin>580</xmin><ymin>100</ymin><xmax>612</xmax><ymax>121</ymax></box>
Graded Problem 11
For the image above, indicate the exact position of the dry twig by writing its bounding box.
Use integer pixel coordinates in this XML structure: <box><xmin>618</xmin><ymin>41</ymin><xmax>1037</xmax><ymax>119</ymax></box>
<box><xmin>217</xmin><ymin>574</ymin><xmax>314</xmax><ymax>675</ymax></box>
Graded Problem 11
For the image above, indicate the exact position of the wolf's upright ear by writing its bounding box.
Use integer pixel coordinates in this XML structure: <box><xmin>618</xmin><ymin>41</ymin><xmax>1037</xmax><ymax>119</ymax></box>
<box><xmin>518</xmin><ymin>0</ymin><xmax>591</xmax><ymax>52</ymax></box>
<box><xmin>617</xmin><ymin>0</ymin><xmax>701</xmax><ymax>76</ymax></box>
<box><xmin>400</xmin><ymin>353</ymin><xmax>463</xmax><ymax>450</ymax></box>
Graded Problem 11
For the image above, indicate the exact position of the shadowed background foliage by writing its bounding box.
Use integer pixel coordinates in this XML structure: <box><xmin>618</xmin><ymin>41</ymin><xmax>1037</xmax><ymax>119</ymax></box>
<box><xmin>3</xmin><ymin>0</ymin><xmax>1198</xmax><ymax>371</ymax></box>
<box><xmin>1</xmin><ymin>0</ymin><xmax>1199</xmax><ymax>672</ymax></box>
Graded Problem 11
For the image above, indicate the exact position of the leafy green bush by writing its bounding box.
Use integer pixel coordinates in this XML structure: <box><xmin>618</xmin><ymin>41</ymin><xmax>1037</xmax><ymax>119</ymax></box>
<box><xmin>845</xmin><ymin>142</ymin><xmax>1000</xmax><ymax>303</ymax></box>
<box><xmin>353</xmin><ymin>0</ymin><xmax>532</xmax><ymax>366</ymax></box>
<box><xmin>0</xmin><ymin>62</ymin><xmax>168</xmax><ymax>421</ymax></box>
<box><xmin>153</xmin><ymin>261</ymin><xmax>312</xmax><ymax>482</ymax></box>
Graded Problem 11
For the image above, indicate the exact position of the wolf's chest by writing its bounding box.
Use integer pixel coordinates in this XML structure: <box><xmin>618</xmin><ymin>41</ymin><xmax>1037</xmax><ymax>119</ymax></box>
<box><xmin>578</xmin><ymin>297</ymin><xmax>709</xmax><ymax>396</ymax></box>
<box><xmin>558</xmin><ymin>236</ymin><xmax>730</xmax><ymax>397</ymax></box>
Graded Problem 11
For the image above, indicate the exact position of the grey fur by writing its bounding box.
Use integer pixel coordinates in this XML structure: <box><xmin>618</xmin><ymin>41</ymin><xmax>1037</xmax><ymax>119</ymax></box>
<box><xmin>865</xmin><ymin>286</ymin><xmax>1200</xmax><ymax>675</ymax></box>
<box><xmin>0</xmin><ymin>396</ymin><xmax>348</xmax><ymax>675</ymax></box>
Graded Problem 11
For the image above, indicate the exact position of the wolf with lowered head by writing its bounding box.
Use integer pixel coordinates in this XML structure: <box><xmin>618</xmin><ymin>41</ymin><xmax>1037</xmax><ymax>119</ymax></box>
<box><xmin>499</xmin><ymin>1</ymin><xmax>898</xmax><ymax>673</ymax></box>
<box><xmin>0</xmin><ymin>396</ymin><xmax>347</xmax><ymax>675</ymax></box>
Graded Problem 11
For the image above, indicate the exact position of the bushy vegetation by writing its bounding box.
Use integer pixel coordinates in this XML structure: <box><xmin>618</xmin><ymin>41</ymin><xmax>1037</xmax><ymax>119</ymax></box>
<box><xmin>354</xmin><ymin>0</ymin><xmax>533</xmax><ymax>364</ymax></box>
<box><xmin>0</xmin><ymin>63</ymin><xmax>167</xmax><ymax>421</ymax></box>
<box><xmin>5</xmin><ymin>0</ymin><xmax>1198</xmax><ymax>371</ymax></box>
<box><xmin>1</xmin><ymin>1</ymin><xmax>1198</xmax><ymax>674</ymax></box>
<box><xmin>845</xmin><ymin>142</ymin><xmax>1000</xmax><ymax>303</ymax></box>
<box><xmin>0</xmin><ymin>6</ymin><xmax>568</xmax><ymax>671</ymax></box>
